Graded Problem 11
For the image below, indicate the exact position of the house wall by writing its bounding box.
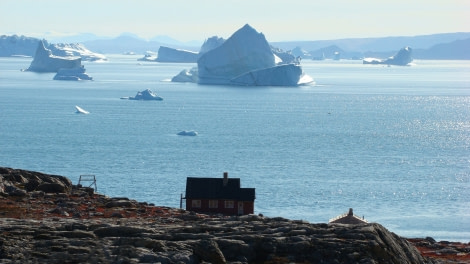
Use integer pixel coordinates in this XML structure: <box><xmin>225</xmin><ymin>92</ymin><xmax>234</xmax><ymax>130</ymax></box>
<box><xmin>186</xmin><ymin>199</ymin><xmax>254</xmax><ymax>215</ymax></box>
<box><xmin>243</xmin><ymin>201</ymin><xmax>254</xmax><ymax>214</ymax></box>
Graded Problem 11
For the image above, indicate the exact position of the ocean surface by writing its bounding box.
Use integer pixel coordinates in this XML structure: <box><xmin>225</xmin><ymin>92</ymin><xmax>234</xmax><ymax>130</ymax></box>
<box><xmin>1</xmin><ymin>56</ymin><xmax>469</xmax><ymax>242</ymax></box>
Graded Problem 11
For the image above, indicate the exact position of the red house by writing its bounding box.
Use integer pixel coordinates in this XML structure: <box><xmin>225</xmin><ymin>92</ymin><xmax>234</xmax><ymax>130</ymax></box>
<box><xmin>185</xmin><ymin>172</ymin><xmax>255</xmax><ymax>215</ymax></box>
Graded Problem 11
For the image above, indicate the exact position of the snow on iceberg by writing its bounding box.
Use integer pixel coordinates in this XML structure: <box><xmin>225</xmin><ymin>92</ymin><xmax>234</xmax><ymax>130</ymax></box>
<box><xmin>196</xmin><ymin>24</ymin><xmax>312</xmax><ymax>86</ymax></box>
<box><xmin>48</xmin><ymin>43</ymin><xmax>107</xmax><ymax>62</ymax></box>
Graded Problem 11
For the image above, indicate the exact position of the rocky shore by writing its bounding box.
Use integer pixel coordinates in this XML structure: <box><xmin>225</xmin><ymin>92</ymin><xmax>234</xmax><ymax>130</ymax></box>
<box><xmin>1</xmin><ymin>167</ymin><xmax>468</xmax><ymax>263</ymax></box>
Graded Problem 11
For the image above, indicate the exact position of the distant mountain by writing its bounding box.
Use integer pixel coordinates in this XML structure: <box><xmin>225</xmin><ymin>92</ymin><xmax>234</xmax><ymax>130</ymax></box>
<box><xmin>47</xmin><ymin>33</ymin><xmax>102</xmax><ymax>44</ymax></box>
<box><xmin>413</xmin><ymin>38</ymin><xmax>470</xmax><ymax>60</ymax></box>
<box><xmin>272</xmin><ymin>32</ymin><xmax>470</xmax><ymax>53</ymax></box>
<box><xmin>83</xmin><ymin>35</ymin><xmax>199</xmax><ymax>54</ymax></box>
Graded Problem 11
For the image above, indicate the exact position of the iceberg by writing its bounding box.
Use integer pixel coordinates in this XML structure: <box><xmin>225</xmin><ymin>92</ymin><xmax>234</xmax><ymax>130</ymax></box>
<box><xmin>121</xmin><ymin>89</ymin><xmax>163</xmax><ymax>101</ymax></box>
<box><xmin>199</xmin><ymin>36</ymin><xmax>225</xmax><ymax>55</ymax></box>
<box><xmin>196</xmin><ymin>24</ymin><xmax>311</xmax><ymax>86</ymax></box>
<box><xmin>177</xmin><ymin>130</ymin><xmax>198</xmax><ymax>136</ymax></box>
<box><xmin>363</xmin><ymin>46</ymin><xmax>413</xmax><ymax>66</ymax></box>
<box><xmin>155</xmin><ymin>46</ymin><xmax>198</xmax><ymax>63</ymax></box>
<box><xmin>75</xmin><ymin>105</ymin><xmax>89</xmax><ymax>114</ymax></box>
<box><xmin>27</xmin><ymin>40</ymin><xmax>81</xmax><ymax>72</ymax></box>
<box><xmin>0</xmin><ymin>35</ymin><xmax>39</xmax><ymax>57</ymax></box>
<box><xmin>48</xmin><ymin>43</ymin><xmax>107</xmax><ymax>61</ymax></box>
<box><xmin>171</xmin><ymin>67</ymin><xmax>198</xmax><ymax>83</ymax></box>
<box><xmin>137</xmin><ymin>51</ymin><xmax>157</xmax><ymax>61</ymax></box>
<box><xmin>231</xmin><ymin>64</ymin><xmax>302</xmax><ymax>86</ymax></box>
<box><xmin>53</xmin><ymin>65</ymin><xmax>93</xmax><ymax>81</ymax></box>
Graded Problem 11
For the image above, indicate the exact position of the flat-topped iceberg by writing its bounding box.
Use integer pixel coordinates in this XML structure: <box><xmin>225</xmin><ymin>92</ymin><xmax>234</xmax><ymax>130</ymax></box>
<box><xmin>196</xmin><ymin>24</ymin><xmax>312</xmax><ymax>86</ymax></box>
<box><xmin>121</xmin><ymin>89</ymin><xmax>163</xmax><ymax>101</ymax></box>
<box><xmin>155</xmin><ymin>46</ymin><xmax>198</xmax><ymax>63</ymax></box>
<box><xmin>363</xmin><ymin>46</ymin><xmax>413</xmax><ymax>66</ymax></box>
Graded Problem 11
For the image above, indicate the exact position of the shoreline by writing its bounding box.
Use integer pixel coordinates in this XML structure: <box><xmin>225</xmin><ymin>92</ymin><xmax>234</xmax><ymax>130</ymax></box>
<box><xmin>1</xmin><ymin>167</ymin><xmax>469</xmax><ymax>263</ymax></box>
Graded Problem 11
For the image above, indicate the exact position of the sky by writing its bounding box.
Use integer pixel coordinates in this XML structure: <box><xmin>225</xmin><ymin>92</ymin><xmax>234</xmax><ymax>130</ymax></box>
<box><xmin>1</xmin><ymin>0</ymin><xmax>469</xmax><ymax>42</ymax></box>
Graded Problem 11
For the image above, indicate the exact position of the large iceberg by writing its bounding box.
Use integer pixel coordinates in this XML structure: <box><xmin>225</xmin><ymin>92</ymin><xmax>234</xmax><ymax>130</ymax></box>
<box><xmin>197</xmin><ymin>24</ymin><xmax>311</xmax><ymax>86</ymax></box>
<box><xmin>363</xmin><ymin>46</ymin><xmax>413</xmax><ymax>66</ymax></box>
<box><xmin>27</xmin><ymin>40</ymin><xmax>81</xmax><ymax>72</ymax></box>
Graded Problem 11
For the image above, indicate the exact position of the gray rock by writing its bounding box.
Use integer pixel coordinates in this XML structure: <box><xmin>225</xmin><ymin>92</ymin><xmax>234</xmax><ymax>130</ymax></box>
<box><xmin>193</xmin><ymin>239</ymin><xmax>226</xmax><ymax>264</ymax></box>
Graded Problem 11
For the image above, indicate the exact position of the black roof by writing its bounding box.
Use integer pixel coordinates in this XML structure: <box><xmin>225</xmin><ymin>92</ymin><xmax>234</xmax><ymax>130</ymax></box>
<box><xmin>185</xmin><ymin>177</ymin><xmax>255</xmax><ymax>201</ymax></box>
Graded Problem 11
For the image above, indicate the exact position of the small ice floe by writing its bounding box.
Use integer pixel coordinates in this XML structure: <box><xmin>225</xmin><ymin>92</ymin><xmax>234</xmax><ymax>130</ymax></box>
<box><xmin>75</xmin><ymin>105</ymin><xmax>89</xmax><ymax>114</ymax></box>
<box><xmin>177</xmin><ymin>130</ymin><xmax>198</xmax><ymax>136</ymax></box>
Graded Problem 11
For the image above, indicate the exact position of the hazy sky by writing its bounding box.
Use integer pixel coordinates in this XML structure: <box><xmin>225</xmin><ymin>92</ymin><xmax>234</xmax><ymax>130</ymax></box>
<box><xmin>1</xmin><ymin>0</ymin><xmax>469</xmax><ymax>42</ymax></box>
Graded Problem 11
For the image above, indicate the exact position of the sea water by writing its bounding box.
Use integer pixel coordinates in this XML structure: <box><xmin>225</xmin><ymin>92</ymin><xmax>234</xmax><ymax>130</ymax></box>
<box><xmin>1</xmin><ymin>56</ymin><xmax>469</xmax><ymax>242</ymax></box>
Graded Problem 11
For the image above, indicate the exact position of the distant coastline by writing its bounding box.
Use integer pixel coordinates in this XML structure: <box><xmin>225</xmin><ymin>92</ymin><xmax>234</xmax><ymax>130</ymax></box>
<box><xmin>2</xmin><ymin>32</ymin><xmax>470</xmax><ymax>60</ymax></box>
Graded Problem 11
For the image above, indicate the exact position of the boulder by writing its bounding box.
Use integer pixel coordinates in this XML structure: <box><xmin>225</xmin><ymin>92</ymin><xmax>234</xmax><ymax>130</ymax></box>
<box><xmin>0</xmin><ymin>167</ymin><xmax>72</xmax><ymax>194</ymax></box>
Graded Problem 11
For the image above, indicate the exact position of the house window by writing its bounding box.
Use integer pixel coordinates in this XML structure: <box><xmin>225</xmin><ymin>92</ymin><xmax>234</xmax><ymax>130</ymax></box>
<box><xmin>191</xmin><ymin>200</ymin><xmax>201</xmax><ymax>208</ymax></box>
<box><xmin>209</xmin><ymin>200</ymin><xmax>218</xmax><ymax>208</ymax></box>
<box><xmin>224</xmin><ymin>200</ymin><xmax>234</xmax><ymax>208</ymax></box>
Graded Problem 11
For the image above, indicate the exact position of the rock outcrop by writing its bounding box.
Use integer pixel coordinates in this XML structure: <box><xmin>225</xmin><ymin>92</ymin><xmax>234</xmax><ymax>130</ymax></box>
<box><xmin>0</xmin><ymin>167</ymin><xmax>454</xmax><ymax>263</ymax></box>
<box><xmin>27</xmin><ymin>41</ymin><xmax>81</xmax><ymax>72</ymax></box>
<box><xmin>0</xmin><ymin>167</ymin><xmax>72</xmax><ymax>195</ymax></box>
